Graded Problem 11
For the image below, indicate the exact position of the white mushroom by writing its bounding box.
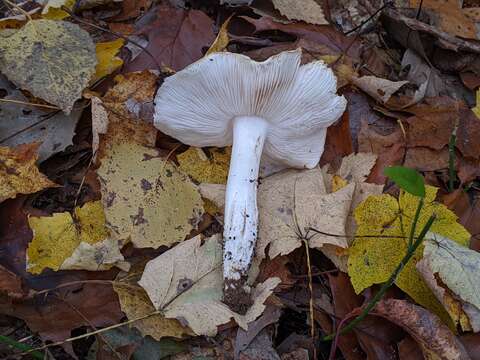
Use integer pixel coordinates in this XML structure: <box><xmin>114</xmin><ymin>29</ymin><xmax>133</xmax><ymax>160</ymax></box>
<box><xmin>154</xmin><ymin>49</ymin><xmax>346</xmax><ymax>310</ymax></box>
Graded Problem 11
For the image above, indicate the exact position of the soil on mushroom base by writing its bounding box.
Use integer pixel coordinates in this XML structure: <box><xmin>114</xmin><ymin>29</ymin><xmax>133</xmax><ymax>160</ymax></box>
<box><xmin>224</xmin><ymin>278</ymin><xmax>254</xmax><ymax>315</ymax></box>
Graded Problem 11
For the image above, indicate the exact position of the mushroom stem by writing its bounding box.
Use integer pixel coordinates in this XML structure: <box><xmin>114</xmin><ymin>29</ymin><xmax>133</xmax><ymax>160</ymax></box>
<box><xmin>223</xmin><ymin>115</ymin><xmax>268</xmax><ymax>309</ymax></box>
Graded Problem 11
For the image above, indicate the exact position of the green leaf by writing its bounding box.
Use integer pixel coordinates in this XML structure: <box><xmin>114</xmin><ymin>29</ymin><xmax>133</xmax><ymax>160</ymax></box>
<box><xmin>384</xmin><ymin>166</ymin><xmax>425</xmax><ymax>197</ymax></box>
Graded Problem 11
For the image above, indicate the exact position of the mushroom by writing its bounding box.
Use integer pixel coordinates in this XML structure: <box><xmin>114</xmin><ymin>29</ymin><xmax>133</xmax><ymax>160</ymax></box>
<box><xmin>154</xmin><ymin>49</ymin><xmax>346</xmax><ymax>311</ymax></box>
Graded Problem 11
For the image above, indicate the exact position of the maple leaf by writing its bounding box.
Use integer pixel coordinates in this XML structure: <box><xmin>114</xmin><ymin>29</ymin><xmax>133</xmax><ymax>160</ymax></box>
<box><xmin>348</xmin><ymin>186</ymin><xmax>471</xmax><ymax>323</ymax></box>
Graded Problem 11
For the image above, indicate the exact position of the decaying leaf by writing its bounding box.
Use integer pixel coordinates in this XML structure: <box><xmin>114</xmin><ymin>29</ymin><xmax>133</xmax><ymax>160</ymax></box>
<box><xmin>200</xmin><ymin>153</ymin><xmax>381</xmax><ymax>271</ymax></box>
<box><xmin>41</xmin><ymin>0</ymin><xmax>75</xmax><ymax>19</ymax></box>
<box><xmin>375</xmin><ymin>299</ymin><xmax>471</xmax><ymax>360</ymax></box>
<box><xmin>113</xmin><ymin>262</ymin><xmax>191</xmax><ymax>340</ymax></box>
<box><xmin>94</xmin><ymin>39</ymin><xmax>125</xmax><ymax>81</ymax></box>
<box><xmin>271</xmin><ymin>0</ymin><xmax>328</xmax><ymax>25</ymax></box>
<box><xmin>26</xmin><ymin>201</ymin><xmax>125</xmax><ymax>274</ymax></box>
<box><xmin>348</xmin><ymin>186</ymin><xmax>471</xmax><ymax>323</ymax></box>
<box><xmin>125</xmin><ymin>5</ymin><xmax>215</xmax><ymax>72</ymax></box>
<box><xmin>139</xmin><ymin>235</ymin><xmax>280</xmax><ymax>336</ymax></box>
<box><xmin>0</xmin><ymin>143</ymin><xmax>57</xmax><ymax>203</ymax></box>
<box><xmin>352</xmin><ymin>76</ymin><xmax>408</xmax><ymax>104</ymax></box>
<box><xmin>97</xmin><ymin>139</ymin><xmax>204</xmax><ymax>249</ymax></box>
<box><xmin>0</xmin><ymin>19</ymin><xmax>97</xmax><ymax>113</ymax></box>
<box><xmin>205</xmin><ymin>16</ymin><xmax>231</xmax><ymax>55</ymax></box>
<box><xmin>177</xmin><ymin>147</ymin><xmax>231</xmax><ymax>184</ymax></box>
<box><xmin>0</xmin><ymin>75</ymin><xmax>82</xmax><ymax>161</ymax></box>
<box><xmin>417</xmin><ymin>233</ymin><xmax>480</xmax><ymax>332</ymax></box>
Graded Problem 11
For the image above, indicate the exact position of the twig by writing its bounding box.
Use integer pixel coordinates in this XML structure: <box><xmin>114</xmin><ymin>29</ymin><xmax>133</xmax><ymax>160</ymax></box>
<box><xmin>0</xmin><ymin>98</ymin><xmax>61</xmax><ymax>110</ymax></box>
<box><xmin>448</xmin><ymin>125</ymin><xmax>458</xmax><ymax>192</ymax></box>
<box><xmin>2</xmin><ymin>0</ymin><xmax>32</xmax><ymax>21</ymax></box>
<box><xmin>303</xmin><ymin>239</ymin><xmax>316</xmax><ymax>359</ymax></box>
<box><xmin>343</xmin><ymin>1</ymin><xmax>392</xmax><ymax>36</ymax></box>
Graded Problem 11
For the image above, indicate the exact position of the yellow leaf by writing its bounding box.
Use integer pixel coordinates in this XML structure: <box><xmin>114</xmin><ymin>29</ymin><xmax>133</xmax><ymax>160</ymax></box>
<box><xmin>42</xmin><ymin>0</ymin><xmax>75</xmax><ymax>20</ymax></box>
<box><xmin>331</xmin><ymin>175</ymin><xmax>348</xmax><ymax>192</ymax></box>
<box><xmin>113</xmin><ymin>262</ymin><xmax>191</xmax><ymax>340</ymax></box>
<box><xmin>27</xmin><ymin>201</ymin><xmax>116</xmax><ymax>274</ymax></box>
<box><xmin>348</xmin><ymin>186</ymin><xmax>470</xmax><ymax>325</ymax></box>
<box><xmin>205</xmin><ymin>15</ymin><xmax>232</xmax><ymax>56</ymax></box>
<box><xmin>97</xmin><ymin>140</ymin><xmax>204</xmax><ymax>249</ymax></box>
<box><xmin>0</xmin><ymin>143</ymin><xmax>56</xmax><ymax>203</ymax></box>
<box><xmin>94</xmin><ymin>39</ymin><xmax>125</xmax><ymax>81</ymax></box>
<box><xmin>472</xmin><ymin>89</ymin><xmax>480</xmax><ymax>119</ymax></box>
<box><xmin>177</xmin><ymin>147</ymin><xmax>231</xmax><ymax>184</ymax></box>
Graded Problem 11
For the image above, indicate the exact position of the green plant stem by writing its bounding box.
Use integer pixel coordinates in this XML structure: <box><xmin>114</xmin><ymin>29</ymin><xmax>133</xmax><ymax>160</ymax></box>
<box><xmin>322</xmin><ymin>213</ymin><xmax>436</xmax><ymax>342</ymax></box>
<box><xmin>408</xmin><ymin>197</ymin><xmax>424</xmax><ymax>247</ymax></box>
<box><xmin>448</xmin><ymin>127</ymin><xmax>457</xmax><ymax>192</ymax></box>
<box><xmin>0</xmin><ymin>335</ymin><xmax>44</xmax><ymax>359</ymax></box>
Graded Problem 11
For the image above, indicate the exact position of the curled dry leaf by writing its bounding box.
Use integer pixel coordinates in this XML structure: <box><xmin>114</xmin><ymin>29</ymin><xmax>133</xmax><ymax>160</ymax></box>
<box><xmin>26</xmin><ymin>201</ymin><xmax>125</xmax><ymax>274</ymax></box>
<box><xmin>0</xmin><ymin>20</ymin><xmax>97</xmax><ymax>113</ymax></box>
<box><xmin>0</xmin><ymin>143</ymin><xmax>57</xmax><ymax>203</ymax></box>
<box><xmin>417</xmin><ymin>233</ymin><xmax>479</xmax><ymax>332</ymax></box>
<box><xmin>348</xmin><ymin>186</ymin><xmax>470</xmax><ymax>325</ymax></box>
<box><xmin>139</xmin><ymin>235</ymin><xmax>280</xmax><ymax>336</ymax></box>
<box><xmin>352</xmin><ymin>75</ymin><xmax>408</xmax><ymax>104</ymax></box>
<box><xmin>375</xmin><ymin>299</ymin><xmax>471</xmax><ymax>360</ymax></box>
<box><xmin>96</xmin><ymin>138</ymin><xmax>204</xmax><ymax>249</ymax></box>
<box><xmin>271</xmin><ymin>0</ymin><xmax>328</xmax><ymax>25</ymax></box>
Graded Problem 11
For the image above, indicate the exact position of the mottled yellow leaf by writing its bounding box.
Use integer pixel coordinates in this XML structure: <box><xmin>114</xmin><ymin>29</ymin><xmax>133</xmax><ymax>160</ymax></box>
<box><xmin>206</xmin><ymin>16</ymin><xmax>231</xmax><ymax>55</ymax></box>
<box><xmin>42</xmin><ymin>0</ymin><xmax>75</xmax><ymax>20</ymax></box>
<box><xmin>473</xmin><ymin>89</ymin><xmax>480</xmax><ymax>119</ymax></box>
<box><xmin>97</xmin><ymin>140</ymin><xmax>204</xmax><ymax>249</ymax></box>
<box><xmin>0</xmin><ymin>143</ymin><xmax>56</xmax><ymax>203</ymax></box>
<box><xmin>113</xmin><ymin>262</ymin><xmax>191</xmax><ymax>340</ymax></box>
<box><xmin>331</xmin><ymin>175</ymin><xmax>348</xmax><ymax>192</ymax></box>
<box><xmin>26</xmin><ymin>201</ymin><xmax>122</xmax><ymax>274</ymax></box>
<box><xmin>348</xmin><ymin>186</ymin><xmax>470</xmax><ymax>324</ymax></box>
<box><xmin>0</xmin><ymin>19</ymin><xmax>96</xmax><ymax>113</ymax></box>
<box><xmin>177</xmin><ymin>147</ymin><xmax>231</xmax><ymax>184</ymax></box>
<box><xmin>94</xmin><ymin>39</ymin><xmax>125</xmax><ymax>81</ymax></box>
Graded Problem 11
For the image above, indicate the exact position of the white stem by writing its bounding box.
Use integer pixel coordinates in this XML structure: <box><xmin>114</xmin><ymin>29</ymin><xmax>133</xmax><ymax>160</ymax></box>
<box><xmin>223</xmin><ymin>116</ymin><xmax>268</xmax><ymax>288</ymax></box>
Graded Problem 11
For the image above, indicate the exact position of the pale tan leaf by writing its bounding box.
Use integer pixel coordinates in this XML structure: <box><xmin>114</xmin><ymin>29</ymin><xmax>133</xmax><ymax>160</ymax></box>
<box><xmin>353</xmin><ymin>76</ymin><xmax>408</xmax><ymax>104</ymax></box>
<box><xmin>271</xmin><ymin>0</ymin><xmax>328</xmax><ymax>25</ymax></box>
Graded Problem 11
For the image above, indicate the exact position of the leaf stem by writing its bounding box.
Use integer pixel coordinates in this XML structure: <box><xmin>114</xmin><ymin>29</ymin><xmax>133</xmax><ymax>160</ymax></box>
<box><xmin>322</xmin><ymin>212</ymin><xmax>436</xmax><ymax>342</ymax></box>
<box><xmin>448</xmin><ymin>126</ymin><xmax>457</xmax><ymax>192</ymax></box>
<box><xmin>408</xmin><ymin>196</ymin><xmax>424</xmax><ymax>247</ymax></box>
<box><xmin>0</xmin><ymin>335</ymin><xmax>44</xmax><ymax>359</ymax></box>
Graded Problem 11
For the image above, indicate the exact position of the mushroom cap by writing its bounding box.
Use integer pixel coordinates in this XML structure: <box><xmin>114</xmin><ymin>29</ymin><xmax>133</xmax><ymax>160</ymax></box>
<box><xmin>154</xmin><ymin>49</ymin><xmax>347</xmax><ymax>169</ymax></box>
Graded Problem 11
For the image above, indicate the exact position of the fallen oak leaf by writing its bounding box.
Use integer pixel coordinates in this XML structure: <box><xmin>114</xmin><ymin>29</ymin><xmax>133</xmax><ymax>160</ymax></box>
<box><xmin>139</xmin><ymin>234</ymin><xmax>281</xmax><ymax>336</ymax></box>
<box><xmin>0</xmin><ymin>19</ymin><xmax>97</xmax><ymax>113</ymax></box>
<box><xmin>0</xmin><ymin>143</ymin><xmax>57</xmax><ymax>203</ymax></box>
<box><xmin>417</xmin><ymin>233</ymin><xmax>480</xmax><ymax>332</ymax></box>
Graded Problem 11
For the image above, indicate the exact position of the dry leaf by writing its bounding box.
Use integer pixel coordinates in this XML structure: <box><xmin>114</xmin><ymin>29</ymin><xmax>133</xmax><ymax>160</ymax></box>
<box><xmin>139</xmin><ymin>235</ymin><xmax>280</xmax><ymax>336</ymax></box>
<box><xmin>97</xmin><ymin>139</ymin><xmax>204</xmax><ymax>249</ymax></box>
<box><xmin>41</xmin><ymin>0</ymin><xmax>75</xmax><ymax>19</ymax></box>
<box><xmin>0</xmin><ymin>143</ymin><xmax>56</xmax><ymax>203</ymax></box>
<box><xmin>375</xmin><ymin>299</ymin><xmax>471</xmax><ymax>360</ymax></box>
<box><xmin>177</xmin><ymin>147</ymin><xmax>231</xmax><ymax>184</ymax></box>
<box><xmin>113</xmin><ymin>262</ymin><xmax>191</xmax><ymax>340</ymax></box>
<box><xmin>271</xmin><ymin>0</ymin><xmax>328</xmax><ymax>25</ymax></box>
<box><xmin>206</xmin><ymin>16</ymin><xmax>231</xmax><ymax>55</ymax></box>
<box><xmin>26</xmin><ymin>201</ymin><xmax>124</xmax><ymax>273</ymax></box>
<box><xmin>352</xmin><ymin>76</ymin><xmax>408</xmax><ymax>104</ymax></box>
<box><xmin>417</xmin><ymin>233</ymin><xmax>480</xmax><ymax>332</ymax></box>
<box><xmin>348</xmin><ymin>186</ymin><xmax>471</xmax><ymax>325</ymax></box>
<box><xmin>0</xmin><ymin>19</ymin><xmax>96</xmax><ymax>113</ymax></box>
<box><xmin>94</xmin><ymin>38</ymin><xmax>125</xmax><ymax>81</ymax></box>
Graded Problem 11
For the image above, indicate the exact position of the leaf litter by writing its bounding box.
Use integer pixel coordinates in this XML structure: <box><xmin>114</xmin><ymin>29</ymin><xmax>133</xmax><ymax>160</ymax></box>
<box><xmin>1</xmin><ymin>0</ymin><xmax>480</xmax><ymax>359</ymax></box>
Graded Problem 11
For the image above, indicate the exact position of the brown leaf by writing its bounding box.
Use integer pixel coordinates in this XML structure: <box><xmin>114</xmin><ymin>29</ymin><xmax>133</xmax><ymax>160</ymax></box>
<box><xmin>405</xmin><ymin>97</ymin><xmax>480</xmax><ymax>160</ymax></box>
<box><xmin>375</xmin><ymin>299</ymin><xmax>471</xmax><ymax>360</ymax></box>
<box><xmin>321</xmin><ymin>111</ymin><xmax>353</xmax><ymax>166</ymax></box>
<box><xmin>398</xmin><ymin>337</ymin><xmax>424</xmax><ymax>360</ymax></box>
<box><xmin>242</xmin><ymin>16</ymin><xmax>361</xmax><ymax>59</ymax></box>
<box><xmin>460</xmin><ymin>333</ymin><xmax>480</xmax><ymax>360</ymax></box>
<box><xmin>256</xmin><ymin>256</ymin><xmax>296</xmax><ymax>291</ymax></box>
<box><xmin>0</xmin><ymin>143</ymin><xmax>57</xmax><ymax>203</ymax></box>
<box><xmin>404</xmin><ymin>146</ymin><xmax>449</xmax><ymax>171</ymax></box>
<box><xmin>125</xmin><ymin>5</ymin><xmax>215</xmax><ymax>72</ymax></box>
<box><xmin>0</xmin><ymin>264</ymin><xmax>26</xmax><ymax>299</ymax></box>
